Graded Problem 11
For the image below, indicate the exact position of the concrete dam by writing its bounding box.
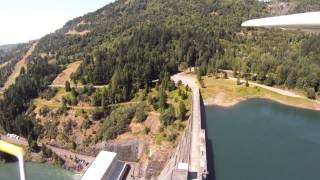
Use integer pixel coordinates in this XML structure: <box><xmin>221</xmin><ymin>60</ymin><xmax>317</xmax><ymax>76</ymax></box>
<box><xmin>158</xmin><ymin>73</ymin><xmax>208</xmax><ymax>180</ymax></box>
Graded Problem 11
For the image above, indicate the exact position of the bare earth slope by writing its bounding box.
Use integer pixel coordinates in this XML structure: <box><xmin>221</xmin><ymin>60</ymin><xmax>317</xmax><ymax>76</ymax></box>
<box><xmin>0</xmin><ymin>61</ymin><xmax>9</xmax><ymax>69</ymax></box>
<box><xmin>51</xmin><ymin>61</ymin><xmax>82</xmax><ymax>86</ymax></box>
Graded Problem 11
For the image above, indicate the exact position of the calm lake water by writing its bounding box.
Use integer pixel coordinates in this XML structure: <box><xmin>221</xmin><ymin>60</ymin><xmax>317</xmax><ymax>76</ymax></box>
<box><xmin>0</xmin><ymin>162</ymin><xmax>78</xmax><ymax>180</ymax></box>
<box><xmin>205</xmin><ymin>99</ymin><xmax>320</xmax><ymax>180</ymax></box>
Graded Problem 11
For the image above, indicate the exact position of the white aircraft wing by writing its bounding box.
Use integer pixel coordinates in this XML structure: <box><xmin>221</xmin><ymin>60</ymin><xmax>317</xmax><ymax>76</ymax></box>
<box><xmin>241</xmin><ymin>12</ymin><xmax>320</xmax><ymax>32</ymax></box>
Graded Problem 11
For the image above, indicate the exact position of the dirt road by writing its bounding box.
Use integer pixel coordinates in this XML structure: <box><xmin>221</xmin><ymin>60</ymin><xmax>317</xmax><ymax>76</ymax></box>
<box><xmin>228</xmin><ymin>77</ymin><xmax>320</xmax><ymax>110</ymax></box>
<box><xmin>0</xmin><ymin>135</ymin><xmax>28</xmax><ymax>147</ymax></box>
<box><xmin>47</xmin><ymin>145</ymin><xmax>95</xmax><ymax>163</ymax></box>
<box><xmin>229</xmin><ymin>77</ymin><xmax>301</xmax><ymax>98</ymax></box>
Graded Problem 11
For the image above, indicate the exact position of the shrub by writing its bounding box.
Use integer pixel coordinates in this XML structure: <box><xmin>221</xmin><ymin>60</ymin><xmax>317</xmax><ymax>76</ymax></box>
<box><xmin>134</xmin><ymin>103</ymin><xmax>147</xmax><ymax>122</ymax></box>
<box><xmin>65</xmin><ymin>81</ymin><xmax>71</xmax><ymax>92</ymax></box>
<box><xmin>144</xmin><ymin>127</ymin><xmax>151</xmax><ymax>135</ymax></box>
<box><xmin>42</xmin><ymin>145</ymin><xmax>53</xmax><ymax>158</ymax></box>
<box><xmin>40</xmin><ymin>88</ymin><xmax>58</xmax><ymax>100</ymax></box>
<box><xmin>306</xmin><ymin>88</ymin><xmax>316</xmax><ymax>99</ymax></box>
<box><xmin>81</xmin><ymin>119</ymin><xmax>91</xmax><ymax>129</ymax></box>
<box><xmin>178</xmin><ymin>101</ymin><xmax>187</xmax><ymax>120</ymax></box>
<box><xmin>168</xmin><ymin>133</ymin><xmax>177</xmax><ymax>142</ymax></box>
<box><xmin>39</xmin><ymin>106</ymin><xmax>50</xmax><ymax>117</ymax></box>
<box><xmin>160</xmin><ymin>106</ymin><xmax>176</xmax><ymax>126</ymax></box>
<box><xmin>98</xmin><ymin>106</ymin><xmax>135</xmax><ymax>141</ymax></box>
<box><xmin>92</xmin><ymin>108</ymin><xmax>104</xmax><ymax>121</ymax></box>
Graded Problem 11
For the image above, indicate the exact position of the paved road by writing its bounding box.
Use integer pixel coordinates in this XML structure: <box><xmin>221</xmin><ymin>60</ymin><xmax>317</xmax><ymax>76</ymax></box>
<box><xmin>172</xmin><ymin>73</ymin><xmax>201</xmax><ymax>179</ymax></box>
<box><xmin>1</xmin><ymin>135</ymin><xmax>28</xmax><ymax>147</ymax></box>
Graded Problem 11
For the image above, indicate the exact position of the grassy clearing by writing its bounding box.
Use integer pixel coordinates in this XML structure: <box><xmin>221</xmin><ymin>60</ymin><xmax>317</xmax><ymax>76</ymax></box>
<box><xmin>201</xmin><ymin>77</ymin><xmax>317</xmax><ymax>110</ymax></box>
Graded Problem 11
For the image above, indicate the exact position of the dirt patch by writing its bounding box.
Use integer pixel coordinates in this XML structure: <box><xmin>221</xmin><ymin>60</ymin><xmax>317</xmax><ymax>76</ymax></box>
<box><xmin>205</xmin><ymin>93</ymin><xmax>243</xmax><ymax>107</ymax></box>
<box><xmin>52</xmin><ymin>61</ymin><xmax>82</xmax><ymax>86</ymax></box>
<box><xmin>144</xmin><ymin>114</ymin><xmax>160</xmax><ymax>134</ymax></box>
<box><xmin>267</xmin><ymin>2</ymin><xmax>297</xmax><ymax>15</ymax></box>
<box><xmin>65</xmin><ymin>30</ymin><xmax>90</xmax><ymax>36</ymax></box>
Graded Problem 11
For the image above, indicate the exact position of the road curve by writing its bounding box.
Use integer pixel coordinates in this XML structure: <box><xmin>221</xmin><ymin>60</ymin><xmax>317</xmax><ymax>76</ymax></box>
<box><xmin>171</xmin><ymin>73</ymin><xmax>202</xmax><ymax>179</ymax></box>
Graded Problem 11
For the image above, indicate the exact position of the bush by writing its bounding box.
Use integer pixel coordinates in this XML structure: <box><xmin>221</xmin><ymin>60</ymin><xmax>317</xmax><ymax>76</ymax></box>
<box><xmin>147</xmin><ymin>95</ymin><xmax>153</xmax><ymax>105</ymax></box>
<box><xmin>134</xmin><ymin>103</ymin><xmax>147</xmax><ymax>122</ymax></box>
<box><xmin>98</xmin><ymin>106</ymin><xmax>135</xmax><ymax>140</ymax></box>
<box><xmin>306</xmin><ymin>88</ymin><xmax>316</xmax><ymax>99</ymax></box>
<box><xmin>92</xmin><ymin>108</ymin><xmax>104</xmax><ymax>121</ymax></box>
<box><xmin>40</xmin><ymin>88</ymin><xmax>58</xmax><ymax>100</ymax></box>
<box><xmin>264</xmin><ymin>75</ymin><xmax>274</xmax><ymax>86</ymax></box>
<box><xmin>65</xmin><ymin>81</ymin><xmax>71</xmax><ymax>92</ymax></box>
<box><xmin>168</xmin><ymin>133</ymin><xmax>177</xmax><ymax>142</ymax></box>
<box><xmin>144</xmin><ymin>127</ymin><xmax>151</xmax><ymax>135</ymax></box>
<box><xmin>81</xmin><ymin>119</ymin><xmax>91</xmax><ymax>129</ymax></box>
<box><xmin>178</xmin><ymin>101</ymin><xmax>187</xmax><ymax>120</ymax></box>
<box><xmin>42</xmin><ymin>145</ymin><xmax>53</xmax><ymax>158</ymax></box>
<box><xmin>63</xmin><ymin>119</ymin><xmax>74</xmax><ymax>135</ymax></box>
<box><xmin>39</xmin><ymin>106</ymin><xmax>50</xmax><ymax>117</ymax></box>
<box><xmin>72</xmin><ymin>141</ymin><xmax>77</xmax><ymax>150</ymax></box>
<box><xmin>245</xmin><ymin>79</ymin><xmax>249</xmax><ymax>87</ymax></box>
<box><xmin>160</xmin><ymin>106</ymin><xmax>176</xmax><ymax>126</ymax></box>
<box><xmin>167</xmin><ymin>80</ymin><xmax>177</xmax><ymax>91</ymax></box>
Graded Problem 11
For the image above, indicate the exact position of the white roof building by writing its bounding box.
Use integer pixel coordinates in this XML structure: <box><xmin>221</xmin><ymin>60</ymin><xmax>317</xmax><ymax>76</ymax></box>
<box><xmin>81</xmin><ymin>151</ymin><xmax>127</xmax><ymax>180</ymax></box>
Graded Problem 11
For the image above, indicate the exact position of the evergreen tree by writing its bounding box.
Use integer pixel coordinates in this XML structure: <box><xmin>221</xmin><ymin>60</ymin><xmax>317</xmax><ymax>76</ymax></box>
<box><xmin>65</xmin><ymin>81</ymin><xmax>71</xmax><ymax>92</ymax></box>
<box><xmin>178</xmin><ymin>101</ymin><xmax>187</xmax><ymax>120</ymax></box>
<box><xmin>158</xmin><ymin>88</ymin><xmax>167</xmax><ymax>111</ymax></box>
<box><xmin>134</xmin><ymin>103</ymin><xmax>147</xmax><ymax>122</ymax></box>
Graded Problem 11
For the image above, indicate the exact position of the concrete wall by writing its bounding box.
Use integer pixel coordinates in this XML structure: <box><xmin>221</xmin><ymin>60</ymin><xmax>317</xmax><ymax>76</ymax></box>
<box><xmin>157</xmin><ymin>90</ymin><xmax>208</xmax><ymax>180</ymax></box>
<box><xmin>104</xmin><ymin>140</ymin><xmax>145</xmax><ymax>162</ymax></box>
<box><xmin>157</xmin><ymin>112</ymin><xmax>192</xmax><ymax>180</ymax></box>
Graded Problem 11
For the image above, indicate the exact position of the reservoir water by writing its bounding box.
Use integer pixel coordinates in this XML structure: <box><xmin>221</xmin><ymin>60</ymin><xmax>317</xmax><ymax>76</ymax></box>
<box><xmin>205</xmin><ymin>99</ymin><xmax>320</xmax><ymax>180</ymax></box>
<box><xmin>0</xmin><ymin>162</ymin><xmax>78</xmax><ymax>180</ymax></box>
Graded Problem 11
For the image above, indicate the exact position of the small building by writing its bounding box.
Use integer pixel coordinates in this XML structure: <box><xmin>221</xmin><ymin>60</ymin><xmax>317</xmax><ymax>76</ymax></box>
<box><xmin>81</xmin><ymin>151</ymin><xmax>127</xmax><ymax>180</ymax></box>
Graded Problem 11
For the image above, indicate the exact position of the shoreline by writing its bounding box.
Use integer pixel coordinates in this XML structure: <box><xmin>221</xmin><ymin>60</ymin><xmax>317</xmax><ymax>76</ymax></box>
<box><xmin>204</xmin><ymin>95</ymin><xmax>320</xmax><ymax>112</ymax></box>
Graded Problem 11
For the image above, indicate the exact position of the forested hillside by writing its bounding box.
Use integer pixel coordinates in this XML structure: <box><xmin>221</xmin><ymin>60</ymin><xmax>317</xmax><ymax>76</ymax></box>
<box><xmin>0</xmin><ymin>0</ymin><xmax>319</xmax><ymax>159</ymax></box>
<box><xmin>0</xmin><ymin>43</ymin><xmax>31</xmax><ymax>87</ymax></box>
